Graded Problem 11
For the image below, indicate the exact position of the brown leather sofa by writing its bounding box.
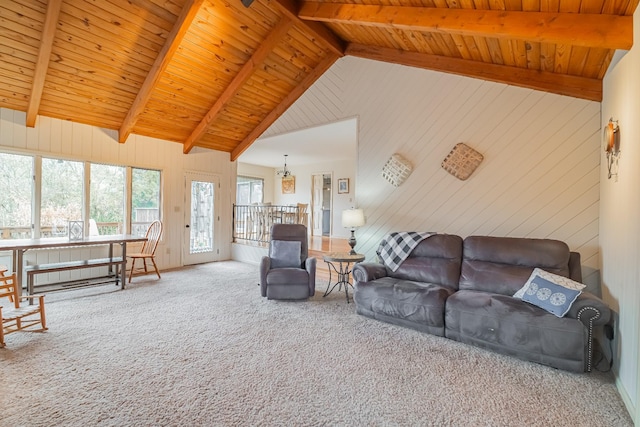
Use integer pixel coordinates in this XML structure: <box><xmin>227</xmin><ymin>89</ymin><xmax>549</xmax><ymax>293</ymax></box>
<box><xmin>353</xmin><ymin>235</ymin><xmax>611</xmax><ymax>372</ymax></box>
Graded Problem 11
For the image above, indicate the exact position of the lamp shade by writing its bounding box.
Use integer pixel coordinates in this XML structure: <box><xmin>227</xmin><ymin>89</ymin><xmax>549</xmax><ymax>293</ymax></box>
<box><xmin>342</xmin><ymin>208</ymin><xmax>365</xmax><ymax>228</ymax></box>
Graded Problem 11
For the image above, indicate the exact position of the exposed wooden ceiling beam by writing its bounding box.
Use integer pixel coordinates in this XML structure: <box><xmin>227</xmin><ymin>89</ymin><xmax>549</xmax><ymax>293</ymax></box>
<box><xmin>231</xmin><ymin>52</ymin><xmax>340</xmax><ymax>161</ymax></box>
<box><xmin>346</xmin><ymin>43</ymin><xmax>602</xmax><ymax>101</ymax></box>
<box><xmin>299</xmin><ymin>2</ymin><xmax>632</xmax><ymax>50</ymax></box>
<box><xmin>183</xmin><ymin>18</ymin><xmax>295</xmax><ymax>154</ymax></box>
<box><xmin>268</xmin><ymin>0</ymin><xmax>345</xmax><ymax>56</ymax></box>
<box><xmin>118</xmin><ymin>0</ymin><xmax>204</xmax><ymax>143</ymax></box>
<box><xmin>26</xmin><ymin>0</ymin><xmax>63</xmax><ymax>127</ymax></box>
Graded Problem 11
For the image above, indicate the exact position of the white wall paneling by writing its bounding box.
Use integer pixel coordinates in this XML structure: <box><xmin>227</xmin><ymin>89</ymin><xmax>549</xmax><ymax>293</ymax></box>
<box><xmin>268</xmin><ymin>54</ymin><xmax>635</xmax><ymax>420</ymax></box>
<box><xmin>268</xmin><ymin>56</ymin><xmax>601</xmax><ymax>287</ymax></box>
<box><xmin>601</xmin><ymin>3</ymin><xmax>640</xmax><ymax>419</ymax></box>
<box><xmin>0</xmin><ymin>108</ymin><xmax>235</xmax><ymax>286</ymax></box>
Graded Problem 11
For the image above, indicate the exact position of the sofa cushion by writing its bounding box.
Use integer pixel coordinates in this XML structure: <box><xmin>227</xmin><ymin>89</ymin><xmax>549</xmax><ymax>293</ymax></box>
<box><xmin>266</xmin><ymin>267</ymin><xmax>308</xmax><ymax>285</ymax></box>
<box><xmin>459</xmin><ymin>236</ymin><xmax>572</xmax><ymax>296</ymax></box>
<box><xmin>445</xmin><ymin>290</ymin><xmax>587</xmax><ymax>372</ymax></box>
<box><xmin>354</xmin><ymin>276</ymin><xmax>456</xmax><ymax>336</ymax></box>
<box><xmin>389</xmin><ymin>234</ymin><xmax>463</xmax><ymax>290</ymax></box>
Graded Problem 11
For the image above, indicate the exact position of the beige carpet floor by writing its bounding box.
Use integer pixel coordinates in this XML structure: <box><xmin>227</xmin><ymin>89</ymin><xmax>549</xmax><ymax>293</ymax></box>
<box><xmin>1</xmin><ymin>261</ymin><xmax>633</xmax><ymax>426</ymax></box>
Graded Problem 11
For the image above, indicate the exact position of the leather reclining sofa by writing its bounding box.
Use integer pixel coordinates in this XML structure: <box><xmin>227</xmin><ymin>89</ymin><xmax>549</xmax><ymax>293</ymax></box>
<box><xmin>352</xmin><ymin>234</ymin><xmax>611</xmax><ymax>372</ymax></box>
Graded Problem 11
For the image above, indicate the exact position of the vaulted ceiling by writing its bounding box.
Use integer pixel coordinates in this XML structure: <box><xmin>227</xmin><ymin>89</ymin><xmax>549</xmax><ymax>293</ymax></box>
<box><xmin>1</xmin><ymin>0</ymin><xmax>637</xmax><ymax>160</ymax></box>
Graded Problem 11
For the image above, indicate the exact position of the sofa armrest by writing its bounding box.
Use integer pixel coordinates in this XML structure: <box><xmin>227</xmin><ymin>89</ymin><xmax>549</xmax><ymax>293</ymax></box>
<box><xmin>353</xmin><ymin>262</ymin><xmax>388</xmax><ymax>283</ymax></box>
<box><xmin>565</xmin><ymin>291</ymin><xmax>611</xmax><ymax>327</ymax></box>
<box><xmin>259</xmin><ymin>256</ymin><xmax>270</xmax><ymax>297</ymax></box>
<box><xmin>305</xmin><ymin>257</ymin><xmax>317</xmax><ymax>296</ymax></box>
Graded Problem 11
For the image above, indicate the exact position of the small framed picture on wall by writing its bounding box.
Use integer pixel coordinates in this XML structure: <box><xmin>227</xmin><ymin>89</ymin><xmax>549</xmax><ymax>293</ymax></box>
<box><xmin>338</xmin><ymin>178</ymin><xmax>349</xmax><ymax>194</ymax></box>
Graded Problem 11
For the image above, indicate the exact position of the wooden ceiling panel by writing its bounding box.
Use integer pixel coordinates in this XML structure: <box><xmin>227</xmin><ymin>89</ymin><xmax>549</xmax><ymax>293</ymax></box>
<box><xmin>196</xmin><ymin>133</ymin><xmax>239</xmax><ymax>151</ymax></box>
<box><xmin>498</xmin><ymin>39</ymin><xmax>518</xmax><ymax>67</ymax></box>
<box><xmin>59</xmin><ymin>3</ymin><xmax>166</xmax><ymax>54</ymax></box>
<box><xmin>540</xmin><ymin>43</ymin><xmax>556</xmax><ymax>71</ymax></box>
<box><xmin>0</xmin><ymin>0</ymin><xmax>636</xmax><ymax>155</ymax></box>
<box><xmin>39</xmin><ymin>93</ymin><xmax>125</xmax><ymax>128</ymax></box>
<box><xmin>525</xmin><ymin>41</ymin><xmax>541</xmax><ymax>69</ymax></box>
<box><xmin>0</xmin><ymin>1</ymin><xmax>42</xmax><ymax>112</ymax></box>
<box><xmin>195</xmin><ymin>0</ymin><xmax>280</xmax><ymax>48</ymax></box>
<box><xmin>0</xmin><ymin>76</ymin><xmax>31</xmax><ymax>110</ymax></box>
<box><xmin>567</xmin><ymin>46</ymin><xmax>590</xmax><ymax>75</ymax></box>
<box><xmin>0</xmin><ymin>49</ymin><xmax>36</xmax><ymax>79</ymax></box>
<box><xmin>133</xmin><ymin>0</ymin><xmax>287</xmax><ymax>145</ymax></box>
<box><xmin>202</xmin><ymin>46</ymin><xmax>328</xmax><ymax>146</ymax></box>
<box><xmin>40</xmin><ymin>90</ymin><xmax>129</xmax><ymax>118</ymax></box>
<box><xmin>49</xmin><ymin>43</ymin><xmax>149</xmax><ymax>85</ymax></box>
<box><xmin>1</xmin><ymin>2</ymin><xmax>46</xmax><ymax>43</ymax></box>
<box><xmin>130</xmin><ymin>121</ymin><xmax>193</xmax><ymax>142</ymax></box>
<box><xmin>53</xmin><ymin>19</ymin><xmax>158</xmax><ymax>67</ymax></box>
<box><xmin>34</xmin><ymin>0</ymin><xmax>183</xmax><ymax>126</ymax></box>
<box><xmin>287</xmin><ymin>25</ymin><xmax>334</xmax><ymax>58</ymax></box>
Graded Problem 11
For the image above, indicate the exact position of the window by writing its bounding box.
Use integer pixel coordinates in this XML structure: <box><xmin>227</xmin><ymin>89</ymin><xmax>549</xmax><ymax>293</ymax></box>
<box><xmin>90</xmin><ymin>164</ymin><xmax>125</xmax><ymax>235</ymax></box>
<box><xmin>41</xmin><ymin>158</ymin><xmax>84</xmax><ymax>237</ymax></box>
<box><xmin>0</xmin><ymin>153</ymin><xmax>33</xmax><ymax>239</ymax></box>
<box><xmin>0</xmin><ymin>152</ymin><xmax>162</xmax><ymax>239</ymax></box>
<box><xmin>236</xmin><ymin>176</ymin><xmax>263</xmax><ymax>205</ymax></box>
<box><xmin>131</xmin><ymin>168</ymin><xmax>161</xmax><ymax>236</ymax></box>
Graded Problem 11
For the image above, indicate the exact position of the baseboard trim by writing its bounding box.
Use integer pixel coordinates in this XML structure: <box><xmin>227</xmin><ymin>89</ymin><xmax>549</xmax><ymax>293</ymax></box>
<box><xmin>615</xmin><ymin>375</ymin><xmax>636</xmax><ymax>423</ymax></box>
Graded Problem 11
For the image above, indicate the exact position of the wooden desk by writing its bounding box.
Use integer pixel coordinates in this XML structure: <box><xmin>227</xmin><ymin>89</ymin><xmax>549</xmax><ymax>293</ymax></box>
<box><xmin>0</xmin><ymin>235</ymin><xmax>147</xmax><ymax>293</ymax></box>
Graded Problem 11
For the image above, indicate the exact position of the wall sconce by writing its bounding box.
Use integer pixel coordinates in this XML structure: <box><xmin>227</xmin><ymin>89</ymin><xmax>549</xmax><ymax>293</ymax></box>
<box><xmin>342</xmin><ymin>208</ymin><xmax>365</xmax><ymax>255</ymax></box>
<box><xmin>603</xmin><ymin>118</ymin><xmax>620</xmax><ymax>180</ymax></box>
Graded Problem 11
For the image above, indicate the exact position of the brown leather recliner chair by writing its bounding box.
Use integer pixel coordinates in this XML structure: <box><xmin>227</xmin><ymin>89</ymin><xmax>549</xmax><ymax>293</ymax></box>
<box><xmin>260</xmin><ymin>224</ymin><xmax>316</xmax><ymax>300</ymax></box>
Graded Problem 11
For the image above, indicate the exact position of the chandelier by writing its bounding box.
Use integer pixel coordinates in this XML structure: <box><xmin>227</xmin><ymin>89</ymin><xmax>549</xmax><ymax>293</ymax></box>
<box><xmin>276</xmin><ymin>154</ymin><xmax>291</xmax><ymax>177</ymax></box>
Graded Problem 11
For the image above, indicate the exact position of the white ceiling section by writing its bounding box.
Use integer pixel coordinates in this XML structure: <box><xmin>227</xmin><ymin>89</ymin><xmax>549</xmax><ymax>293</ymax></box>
<box><xmin>238</xmin><ymin>117</ymin><xmax>357</xmax><ymax>168</ymax></box>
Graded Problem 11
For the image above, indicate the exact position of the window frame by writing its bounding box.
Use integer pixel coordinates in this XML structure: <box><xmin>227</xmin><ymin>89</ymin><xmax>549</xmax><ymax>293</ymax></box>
<box><xmin>236</xmin><ymin>175</ymin><xmax>264</xmax><ymax>205</ymax></box>
<box><xmin>0</xmin><ymin>150</ymin><xmax>163</xmax><ymax>239</ymax></box>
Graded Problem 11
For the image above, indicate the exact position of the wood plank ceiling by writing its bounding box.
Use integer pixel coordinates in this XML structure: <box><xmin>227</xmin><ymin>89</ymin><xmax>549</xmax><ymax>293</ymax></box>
<box><xmin>0</xmin><ymin>0</ymin><xmax>637</xmax><ymax>159</ymax></box>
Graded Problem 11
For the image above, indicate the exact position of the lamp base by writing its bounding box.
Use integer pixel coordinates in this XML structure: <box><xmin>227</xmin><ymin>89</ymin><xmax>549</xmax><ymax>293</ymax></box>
<box><xmin>348</xmin><ymin>229</ymin><xmax>357</xmax><ymax>255</ymax></box>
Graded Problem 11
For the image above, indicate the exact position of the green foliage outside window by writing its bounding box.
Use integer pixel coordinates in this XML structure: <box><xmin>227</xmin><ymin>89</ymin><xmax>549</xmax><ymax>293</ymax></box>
<box><xmin>0</xmin><ymin>153</ymin><xmax>32</xmax><ymax>230</ymax></box>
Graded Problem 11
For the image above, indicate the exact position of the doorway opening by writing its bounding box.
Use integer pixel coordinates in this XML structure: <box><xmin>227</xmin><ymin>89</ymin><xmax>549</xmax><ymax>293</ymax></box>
<box><xmin>311</xmin><ymin>173</ymin><xmax>332</xmax><ymax>237</ymax></box>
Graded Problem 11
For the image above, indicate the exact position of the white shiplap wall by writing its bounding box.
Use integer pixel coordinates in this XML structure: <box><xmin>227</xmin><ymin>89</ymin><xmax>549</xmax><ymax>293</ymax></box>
<box><xmin>266</xmin><ymin>56</ymin><xmax>601</xmax><ymax>290</ymax></box>
<box><xmin>0</xmin><ymin>108</ymin><xmax>236</xmax><ymax>285</ymax></box>
<box><xmin>600</xmin><ymin>3</ymin><xmax>640</xmax><ymax>419</ymax></box>
<box><xmin>262</xmin><ymin>60</ymin><xmax>346</xmax><ymax>138</ymax></box>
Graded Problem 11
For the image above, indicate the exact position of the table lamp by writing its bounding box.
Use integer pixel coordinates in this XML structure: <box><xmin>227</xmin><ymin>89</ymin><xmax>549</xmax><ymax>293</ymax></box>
<box><xmin>342</xmin><ymin>208</ymin><xmax>365</xmax><ymax>255</ymax></box>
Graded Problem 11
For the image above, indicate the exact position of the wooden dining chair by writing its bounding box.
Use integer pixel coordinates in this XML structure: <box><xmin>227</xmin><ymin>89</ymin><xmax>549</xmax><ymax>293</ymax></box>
<box><xmin>1</xmin><ymin>272</ymin><xmax>47</xmax><ymax>347</ymax></box>
<box><xmin>127</xmin><ymin>220</ymin><xmax>163</xmax><ymax>283</ymax></box>
<box><xmin>297</xmin><ymin>203</ymin><xmax>309</xmax><ymax>226</ymax></box>
<box><xmin>0</xmin><ymin>265</ymin><xmax>12</xmax><ymax>302</ymax></box>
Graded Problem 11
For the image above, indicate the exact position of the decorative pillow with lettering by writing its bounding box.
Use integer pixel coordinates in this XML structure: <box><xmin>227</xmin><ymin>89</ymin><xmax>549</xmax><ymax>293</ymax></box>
<box><xmin>514</xmin><ymin>268</ymin><xmax>585</xmax><ymax>317</ymax></box>
<box><xmin>269</xmin><ymin>240</ymin><xmax>301</xmax><ymax>268</ymax></box>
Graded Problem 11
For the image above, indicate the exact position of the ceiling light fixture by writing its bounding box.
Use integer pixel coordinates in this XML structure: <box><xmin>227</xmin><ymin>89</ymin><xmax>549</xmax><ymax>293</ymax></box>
<box><xmin>276</xmin><ymin>154</ymin><xmax>291</xmax><ymax>177</ymax></box>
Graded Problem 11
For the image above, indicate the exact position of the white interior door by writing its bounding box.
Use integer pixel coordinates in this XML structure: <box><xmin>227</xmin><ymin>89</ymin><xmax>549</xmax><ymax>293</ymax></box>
<box><xmin>311</xmin><ymin>174</ymin><xmax>323</xmax><ymax>236</ymax></box>
<box><xmin>184</xmin><ymin>172</ymin><xmax>219</xmax><ymax>265</ymax></box>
